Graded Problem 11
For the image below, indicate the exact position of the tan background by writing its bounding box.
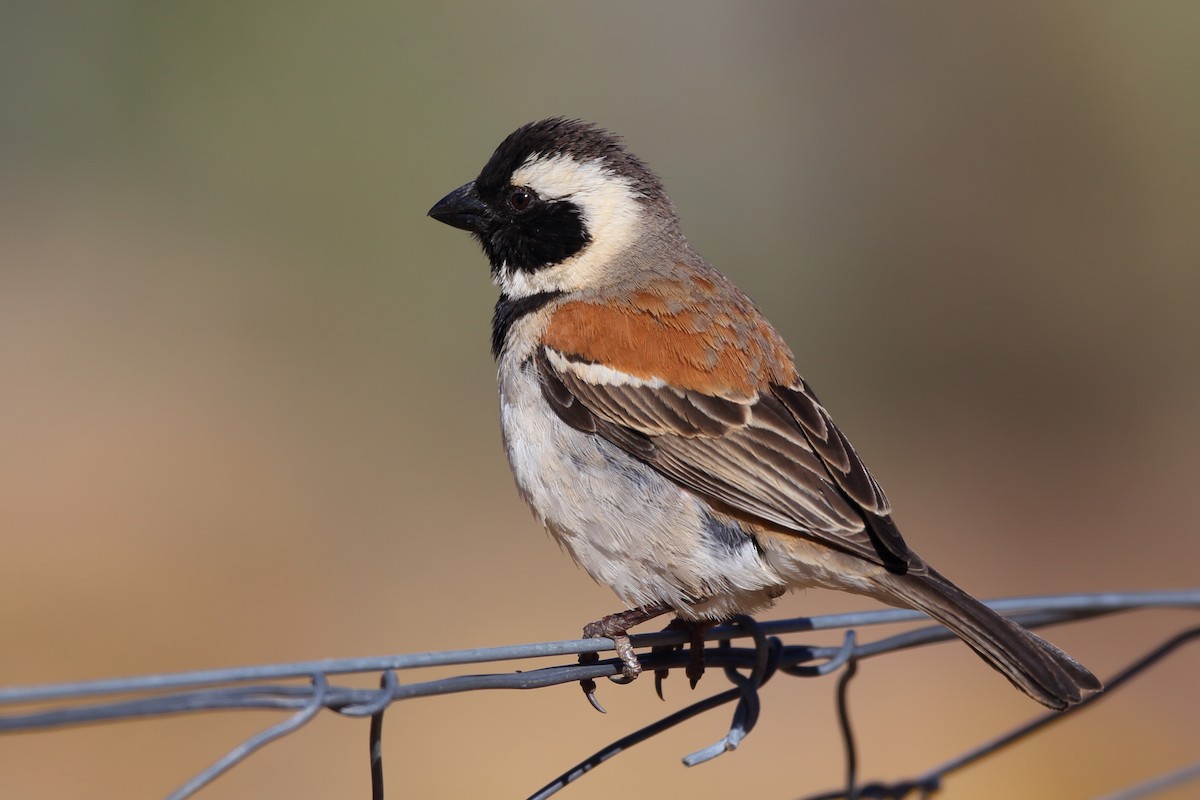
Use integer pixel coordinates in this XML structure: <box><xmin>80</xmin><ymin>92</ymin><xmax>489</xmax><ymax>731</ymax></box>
<box><xmin>2</xmin><ymin>3</ymin><xmax>1198</xmax><ymax>798</ymax></box>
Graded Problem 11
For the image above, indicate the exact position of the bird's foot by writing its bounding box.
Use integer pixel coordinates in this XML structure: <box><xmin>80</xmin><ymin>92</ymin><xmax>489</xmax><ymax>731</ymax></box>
<box><xmin>577</xmin><ymin>603</ymin><xmax>671</xmax><ymax>713</ymax></box>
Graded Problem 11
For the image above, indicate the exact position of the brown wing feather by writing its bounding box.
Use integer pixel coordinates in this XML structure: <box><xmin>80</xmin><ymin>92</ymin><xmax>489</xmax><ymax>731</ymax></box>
<box><xmin>537</xmin><ymin>347</ymin><xmax>914</xmax><ymax>570</ymax></box>
<box><xmin>773</xmin><ymin>380</ymin><xmax>910</xmax><ymax>567</ymax></box>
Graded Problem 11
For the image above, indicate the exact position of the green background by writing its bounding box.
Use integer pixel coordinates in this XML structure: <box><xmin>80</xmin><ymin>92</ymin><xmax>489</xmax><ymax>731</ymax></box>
<box><xmin>2</xmin><ymin>3</ymin><xmax>1197</xmax><ymax>798</ymax></box>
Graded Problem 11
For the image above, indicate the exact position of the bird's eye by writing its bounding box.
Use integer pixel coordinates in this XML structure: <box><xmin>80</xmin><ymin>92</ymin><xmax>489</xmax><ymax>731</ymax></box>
<box><xmin>508</xmin><ymin>187</ymin><xmax>535</xmax><ymax>212</ymax></box>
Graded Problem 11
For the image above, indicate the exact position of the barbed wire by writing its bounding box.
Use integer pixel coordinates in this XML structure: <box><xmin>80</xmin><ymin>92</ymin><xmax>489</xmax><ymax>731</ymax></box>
<box><xmin>1</xmin><ymin>589</ymin><xmax>1197</xmax><ymax>798</ymax></box>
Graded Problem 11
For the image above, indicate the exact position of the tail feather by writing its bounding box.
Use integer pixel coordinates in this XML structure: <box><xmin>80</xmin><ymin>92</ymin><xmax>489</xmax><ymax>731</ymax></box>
<box><xmin>874</xmin><ymin>568</ymin><xmax>1102</xmax><ymax>709</ymax></box>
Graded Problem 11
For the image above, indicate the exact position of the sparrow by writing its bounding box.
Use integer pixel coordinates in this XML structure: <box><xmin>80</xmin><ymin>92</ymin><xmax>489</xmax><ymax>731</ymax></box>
<box><xmin>427</xmin><ymin>117</ymin><xmax>1100</xmax><ymax>711</ymax></box>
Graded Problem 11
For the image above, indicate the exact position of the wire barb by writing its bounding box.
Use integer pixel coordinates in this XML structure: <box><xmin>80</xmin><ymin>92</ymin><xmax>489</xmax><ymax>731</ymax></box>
<box><xmin>682</xmin><ymin>615</ymin><xmax>775</xmax><ymax>765</ymax></box>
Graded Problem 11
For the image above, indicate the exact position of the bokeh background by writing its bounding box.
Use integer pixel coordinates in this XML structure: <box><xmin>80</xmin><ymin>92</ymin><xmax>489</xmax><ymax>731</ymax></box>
<box><xmin>2</xmin><ymin>2</ymin><xmax>1198</xmax><ymax>798</ymax></box>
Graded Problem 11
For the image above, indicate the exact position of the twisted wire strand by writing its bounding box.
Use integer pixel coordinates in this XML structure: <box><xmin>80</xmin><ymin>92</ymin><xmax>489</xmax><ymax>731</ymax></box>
<box><xmin>0</xmin><ymin>590</ymin><xmax>1195</xmax><ymax>799</ymax></box>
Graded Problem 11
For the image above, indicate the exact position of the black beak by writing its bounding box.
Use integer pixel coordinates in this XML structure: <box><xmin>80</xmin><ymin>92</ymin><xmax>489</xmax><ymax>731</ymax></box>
<box><xmin>428</xmin><ymin>181</ymin><xmax>490</xmax><ymax>233</ymax></box>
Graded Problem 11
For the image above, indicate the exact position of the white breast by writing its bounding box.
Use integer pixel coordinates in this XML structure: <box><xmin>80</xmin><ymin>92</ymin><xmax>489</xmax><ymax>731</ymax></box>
<box><xmin>494</xmin><ymin>315</ymin><xmax>786</xmax><ymax>619</ymax></box>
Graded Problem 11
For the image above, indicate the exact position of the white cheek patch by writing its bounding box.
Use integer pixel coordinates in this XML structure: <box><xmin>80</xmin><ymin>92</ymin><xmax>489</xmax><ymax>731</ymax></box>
<box><xmin>546</xmin><ymin>348</ymin><xmax>667</xmax><ymax>388</ymax></box>
<box><xmin>498</xmin><ymin>153</ymin><xmax>645</xmax><ymax>297</ymax></box>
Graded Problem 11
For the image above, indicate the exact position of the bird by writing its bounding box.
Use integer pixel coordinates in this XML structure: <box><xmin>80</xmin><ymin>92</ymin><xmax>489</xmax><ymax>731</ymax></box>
<box><xmin>427</xmin><ymin>117</ymin><xmax>1101</xmax><ymax>711</ymax></box>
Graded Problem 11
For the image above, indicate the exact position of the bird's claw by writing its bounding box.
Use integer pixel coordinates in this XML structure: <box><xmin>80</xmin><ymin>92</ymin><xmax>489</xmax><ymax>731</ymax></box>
<box><xmin>577</xmin><ymin>650</ymin><xmax>607</xmax><ymax>712</ymax></box>
<box><xmin>686</xmin><ymin>648</ymin><xmax>706</xmax><ymax>689</ymax></box>
<box><xmin>652</xmin><ymin>643</ymin><xmax>680</xmax><ymax>700</ymax></box>
<box><xmin>652</xmin><ymin>618</ymin><xmax>711</xmax><ymax>699</ymax></box>
<box><xmin>580</xmin><ymin>677</ymin><xmax>606</xmax><ymax>713</ymax></box>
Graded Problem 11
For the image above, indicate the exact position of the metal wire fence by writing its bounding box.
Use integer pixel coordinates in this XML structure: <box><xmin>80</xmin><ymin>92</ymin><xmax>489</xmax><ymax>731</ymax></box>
<box><xmin>2</xmin><ymin>589</ymin><xmax>1197</xmax><ymax>799</ymax></box>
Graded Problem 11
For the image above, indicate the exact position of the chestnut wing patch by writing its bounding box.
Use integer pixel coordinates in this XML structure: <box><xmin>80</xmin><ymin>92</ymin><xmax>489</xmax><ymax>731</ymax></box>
<box><xmin>536</xmin><ymin>346</ymin><xmax>914</xmax><ymax>571</ymax></box>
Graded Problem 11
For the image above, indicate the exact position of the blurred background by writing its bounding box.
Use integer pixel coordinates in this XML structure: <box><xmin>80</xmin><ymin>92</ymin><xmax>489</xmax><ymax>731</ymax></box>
<box><xmin>2</xmin><ymin>2</ymin><xmax>1198</xmax><ymax>798</ymax></box>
